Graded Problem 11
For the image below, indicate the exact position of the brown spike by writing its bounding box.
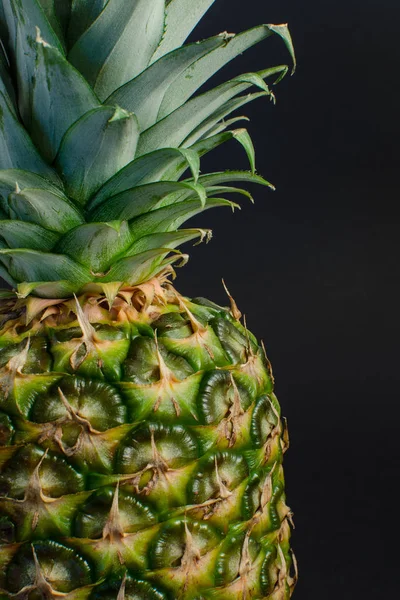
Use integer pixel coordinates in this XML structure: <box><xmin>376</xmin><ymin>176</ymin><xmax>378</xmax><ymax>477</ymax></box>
<box><xmin>222</xmin><ymin>279</ymin><xmax>242</xmax><ymax>321</ymax></box>
<box><xmin>102</xmin><ymin>482</ymin><xmax>125</xmax><ymax>544</ymax></box>
<box><xmin>31</xmin><ymin>545</ymin><xmax>58</xmax><ymax>598</ymax></box>
<box><xmin>180</xmin><ymin>519</ymin><xmax>201</xmax><ymax>592</ymax></box>
<box><xmin>214</xmin><ymin>456</ymin><xmax>233</xmax><ymax>500</ymax></box>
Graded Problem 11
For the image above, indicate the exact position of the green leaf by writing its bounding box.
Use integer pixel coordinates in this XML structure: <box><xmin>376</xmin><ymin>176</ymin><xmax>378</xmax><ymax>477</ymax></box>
<box><xmin>182</xmin><ymin>91</ymin><xmax>269</xmax><ymax>148</ymax></box>
<box><xmin>68</xmin><ymin>0</ymin><xmax>165</xmax><ymax>101</ymax></box>
<box><xmin>100</xmin><ymin>248</ymin><xmax>181</xmax><ymax>285</ymax></box>
<box><xmin>107</xmin><ymin>33</ymin><xmax>228</xmax><ymax>131</ymax></box>
<box><xmin>232</xmin><ymin>130</ymin><xmax>256</xmax><ymax>174</ymax></box>
<box><xmin>267</xmin><ymin>23</ymin><xmax>297</xmax><ymax>74</ymax></box>
<box><xmin>127</xmin><ymin>228</ymin><xmax>211</xmax><ymax>255</ymax></box>
<box><xmin>53</xmin><ymin>0</ymin><xmax>72</xmax><ymax>38</ymax></box>
<box><xmin>37</xmin><ymin>0</ymin><xmax>66</xmax><ymax>47</ymax></box>
<box><xmin>136</xmin><ymin>73</ymin><xmax>272</xmax><ymax>157</ymax></box>
<box><xmin>55</xmin><ymin>221</ymin><xmax>134</xmax><ymax>272</ymax></box>
<box><xmin>31</xmin><ymin>34</ymin><xmax>99</xmax><ymax>161</ymax></box>
<box><xmin>166</xmin><ymin>128</ymin><xmax>257</xmax><ymax>180</ymax></box>
<box><xmin>88</xmin><ymin>147</ymin><xmax>200</xmax><ymax>211</ymax></box>
<box><xmin>0</xmin><ymin>44</ymin><xmax>17</xmax><ymax>114</ymax></box>
<box><xmin>156</xmin><ymin>171</ymin><xmax>273</xmax><ymax>206</ymax></box>
<box><xmin>0</xmin><ymin>220</ymin><xmax>59</xmax><ymax>250</ymax></box>
<box><xmin>0</xmin><ymin>249</ymin><xmax>92</xmax><ymax>285</ymax></box>
<box><xmin>0</xmin><ymin>262</ymin><xmax>16</xmax><ymax>287</ymax></box>
<box><xmin>55</xmin><ymin>105</ymin><xmax>140</xmax><ymax>204</ymax></box>
<box><xmin>151</xmin><ymin>0</ymin><xmax>216</xmax><ymax>62</ymax></box>
<box><xmin>0</xmin><ymin>92</ymin><xmax>61</xmax><ymax>184</ymax></box>
<box><xmin>67</xmin><ymin>0</ymin><xmax>107</xmax><ymax>48</ymax></box>
<box><xmin>0</xmin><ymin>170</ymin><xmax>63</xmax><ymax>214</ymax></box>
<box><xmin>205</xmin><ymin>185</ymin><xmax>254</xmax><ymax>202</ymax></box>
<box><xmin>7</xmin><ymin>187</ymin><xmax>84</xmax><ymax>233</ymax></box>
<box><xmin>197</xmin><ymin>171</ymin><xmax>274</xmax><ymax>190</ymax></box>
<box><xmin>90</xmin><ymin>181</ymin><xmax>207</xmax><ymax>222</ymax></box>
<box><xmin>200</xmin><ymin>115</ymin><xmax>250</xmax><ymax>139</ymax></box>
<box><xmin>1</xmin><ymin>0</ymin><xmax>64</xmax><ymax>128</ymax></box>
<box><xmin>158</xmin><ymin>25</ymin><xmax>291</xmax><ymax>119</ymax></box>
<box><xmin>17</xmin><ymin>279</ymin><xmax>82</xmax><ymax>298</ymax></box>
<box><xmin>130</xmin><ymin>197</ymin><xmax>237</xmax><ymax>241</ymax></box>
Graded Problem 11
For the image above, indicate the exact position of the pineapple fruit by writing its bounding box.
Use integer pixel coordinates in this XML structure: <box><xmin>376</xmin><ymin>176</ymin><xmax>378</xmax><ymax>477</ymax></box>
<box><xmin>0</xmin><ymin>1</ymin><xmax>297</xmax><ymax>598</ymax></box>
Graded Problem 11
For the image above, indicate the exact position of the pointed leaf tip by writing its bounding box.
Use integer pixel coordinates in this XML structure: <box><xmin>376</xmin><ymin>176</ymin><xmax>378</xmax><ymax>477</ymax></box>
<box><xmin>108</xmin><ymin>106</ymin><xmax>133</xmax><ymax>122</ymax></box>
<box><xmin>267</xmin><ymin>23</ymin><xmax>296</xmax><ymax>74</ymax></box>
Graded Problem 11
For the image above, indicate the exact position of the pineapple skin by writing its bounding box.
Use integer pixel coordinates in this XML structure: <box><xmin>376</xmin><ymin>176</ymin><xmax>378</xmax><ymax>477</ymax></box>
<box><xmin>0</xmin><ymin>287</ymin><xmax>295</xmax><ymax>599</ymax></box>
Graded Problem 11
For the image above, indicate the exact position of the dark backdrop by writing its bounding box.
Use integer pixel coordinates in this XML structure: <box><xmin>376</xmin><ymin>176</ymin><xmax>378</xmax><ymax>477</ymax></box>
<box><xmin>1</xmin><ymin>1</ymin><xmax>399</xmax><ymax>598</ymax></box>
<box><xmin>181</xmin><ymin>1</ymin><xmax>399</xmax><ymax>599</ymax></box>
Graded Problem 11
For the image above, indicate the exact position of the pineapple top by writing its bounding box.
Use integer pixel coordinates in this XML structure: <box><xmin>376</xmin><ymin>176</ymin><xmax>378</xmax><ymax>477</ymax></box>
<box><xmin>0</xmin><ymin>0</ymin><xmax>294</xmax><ymax>299</ymax></box>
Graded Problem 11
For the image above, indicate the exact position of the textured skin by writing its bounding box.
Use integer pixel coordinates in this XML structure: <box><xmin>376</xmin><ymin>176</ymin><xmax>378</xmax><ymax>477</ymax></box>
<box><xmin>0</xmin><ymin>291</ymin><xmax>295</xmax><ymax>599</ymax></box>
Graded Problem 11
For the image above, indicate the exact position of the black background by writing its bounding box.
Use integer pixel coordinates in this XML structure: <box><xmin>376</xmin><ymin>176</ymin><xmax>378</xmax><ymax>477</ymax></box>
<box><xmin>180</xmin><ymin>1</ymin><xmax>399</xmax><ymax>598</ymax></box>
<box><xmin>1</xmin><ymin>1</ymin><xmax>399</xmax><ymax>598</ymax></box>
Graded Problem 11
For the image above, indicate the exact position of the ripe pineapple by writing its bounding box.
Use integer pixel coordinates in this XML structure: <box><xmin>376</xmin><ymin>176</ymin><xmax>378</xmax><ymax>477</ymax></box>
<box><xmin>0</xmin><ymin>1</ymin><xmax>297</xmax><ymax>598</ymax></box>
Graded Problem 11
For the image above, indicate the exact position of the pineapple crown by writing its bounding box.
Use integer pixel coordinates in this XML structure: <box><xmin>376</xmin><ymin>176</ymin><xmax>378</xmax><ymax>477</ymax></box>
<box><xmin>0</xmin><ymin>0</ymin><xmax>295</xmax><ymax>299</ymax></box>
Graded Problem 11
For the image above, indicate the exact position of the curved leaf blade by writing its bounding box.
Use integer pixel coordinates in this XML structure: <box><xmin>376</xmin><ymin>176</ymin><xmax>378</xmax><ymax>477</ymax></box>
<box><xmin>0</xmin><ymin>44</ymin><xmax>17</xmax><ymax>114</ymax></box>
<box><xmin>31</xmin><ymin>35</ymin><xmax>99</xmax><ymax>161</ymax></box>
<box><xmin>88</xmin><ymin>147</ymin><xmax>200</xmax><ymax>210</ymax></box>
<box><xmin>37</xmin><ymin>0</ymin><xmax>66</xmax><ymax>47</ymax></box>
<box><xmin>130</xmin><ymin>197</ymin><xmax>236</xmax><ymax>241</ymax></box>
<box><xmin>196</xmin><ymin>171</ymin><xmax>274</xmax><ymax>190</ymax></box>
<box><xmin>0</xmin><ymin>92</ymin><xmax>60</xmax><ymax>184</ymax></box>
<box><xmin>17</xmin><ymin>280</ymin><xmax>83</xmax><ymax>299</ymax></box>
<box><xmin>158</xmin><ymin>25</ymin><xmax>292</xmax><ymax>119</ymax></box>
<box><xmin>67</xmin><ymin>0</ymin><xmax>107</xmax><ymax>48</ymax></box>
<box><xmin>1</xmin><ymin>0</ymin><xmax>64</xmax><ymax>127</ymax></box>
<box><xmin>0</xmin><ymin>169</ymin><xmax>63</xmax><ymax>210</ymax></box>
<box><xmin>151</xmin><ymin>0</ymin><xmax>217</xmax><ymax>62</ymax></box>
<box><xmin>55</xmin><ymin>221</ymin><xmax>134</xmax><ymax>272</ymax></box>
<box><xmin>0</xmin><ymin>249</ymin><xmax>92</xmax><ymax>285</ymax></box>
<box><xmin>68</xmin><ymin>0</ymin><xmax>165</xmax><ymax>100</ymax></box>
<box><xmin>136</xmin><ymin>73</ymin><xmax>272</xmax><ymax>157</ymax></box>
<box><xmin>107</xmin><ymin>33</ymin><xmax>228</xmax><ymax>131</ymax></box>
<box><xmin>7</xmin><ymin>187</ymin><xmax>84</xmax><ymax>233</ymax></box>
<box><xmin>164</xmin><ymin>128</ymin><xmax>256</xmax><ymax>180</ymax></box>
<box><xmin>100</xmin><ymin>248</ymin><xmax>181</xmax><ymax>285</ymax></box>
<box><xmin>127</xmin><ymin>228</ymin><xmax>211</xmax><ymax>255</ymax></box>
<box><xmin>154</xmin><ymin>171</ymin><xmax>273</xmax><ymax>206</ymax></box>
<box><xmin>55</xmin><ymin>105</ymin><xmax>139</xmax><ymax>204</ymax></box>
<box><xmin>90</xmin><ymin>181</ymin><xmax>207</xmax><ymax>222</ymax></box>
<box><xmin>0</xmin><ymin>219</ymin><xmax>59</xmax><ymax>250</ymax></box>
<box><xmin>182</xmin><ymin>91</ymin><xmax>269</xmax><ymax>148</ymax></box>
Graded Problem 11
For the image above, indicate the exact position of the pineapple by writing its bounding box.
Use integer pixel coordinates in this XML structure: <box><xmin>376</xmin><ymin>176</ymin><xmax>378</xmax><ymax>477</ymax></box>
<box><xmin>0</xmin><ymin>1</ymin><xmax>297</xmax><ymax>598</ymax></box>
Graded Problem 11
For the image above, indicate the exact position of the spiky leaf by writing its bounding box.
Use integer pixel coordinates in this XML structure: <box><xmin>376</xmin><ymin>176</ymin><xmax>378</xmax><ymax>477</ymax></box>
<box><xmin>68</xmin><ymin>0</ymin><xmax>165</xmax><ymax>100</ymax></box>
<box><xmin>55</xmin><ymin>106</ymin><xmax>139</xmax><ymax>204</ymax></box>
<box><xmin>0</xmin><ymin>248</ymin><xmax>92</xmax><ymax>285</ymax></box>
<box><xmin>88</xmin><ymin>148</ymin><xmax>200</xmax><ymax>210</ymax></box>
<box><xmin>0</xmin><ymin>220</ymin><xmax>59</xmax><ymax>250</ymax></box>
<box><xmin>90</xmin><ymin>181</ymin><xmax>207</xmax><ymax>222</ymax></box>
<box><xmin>67</xmin><ymin>0</ymin><xmax>107</xmax><ymax>47</ymax></box>
<box><xmin>31</xmin><ymin>34</ymin><xmax>99</xmax><ymax>161</ymax></box>
<box><xmin>1</xmin><ymin>0</ymin><xmax>64</xmax><ymax>127</ymax></box>
<box><xmin>130</xmin><ymin>197</ymin><xmax>237</xmax><ymax>241</ymax></box>
<box><xmin>0</xmin><ymin>93</ymin><xmax>60</xmax><ymax>183</ymax></box>
<box><xmin>136</xmin><ymin>73</ymin><xmax>273</xmax><ymax>156</ymax></box>
<box><xmin>55</xmin><ymin>221</ymin><xmax>134</xmax><ymax>272</ymax></box>
<box><xmin>151</xmin><ymin>0</ymin><xmax>217</xmax><ymax>62</ymax></box>
<box><xmin>7</xmin><ymin>187</ymin><xmax>84</xmax><ymax>233</ymax></box>
<box><xmin>107</xmin><ymin>34</ymin><xmax>228</xmax><ymax>131</ymax></box>
<box><xmin>157</xmin><ymin>25</ymin><xmax>294</xmax><ymax>119</ymax></box>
